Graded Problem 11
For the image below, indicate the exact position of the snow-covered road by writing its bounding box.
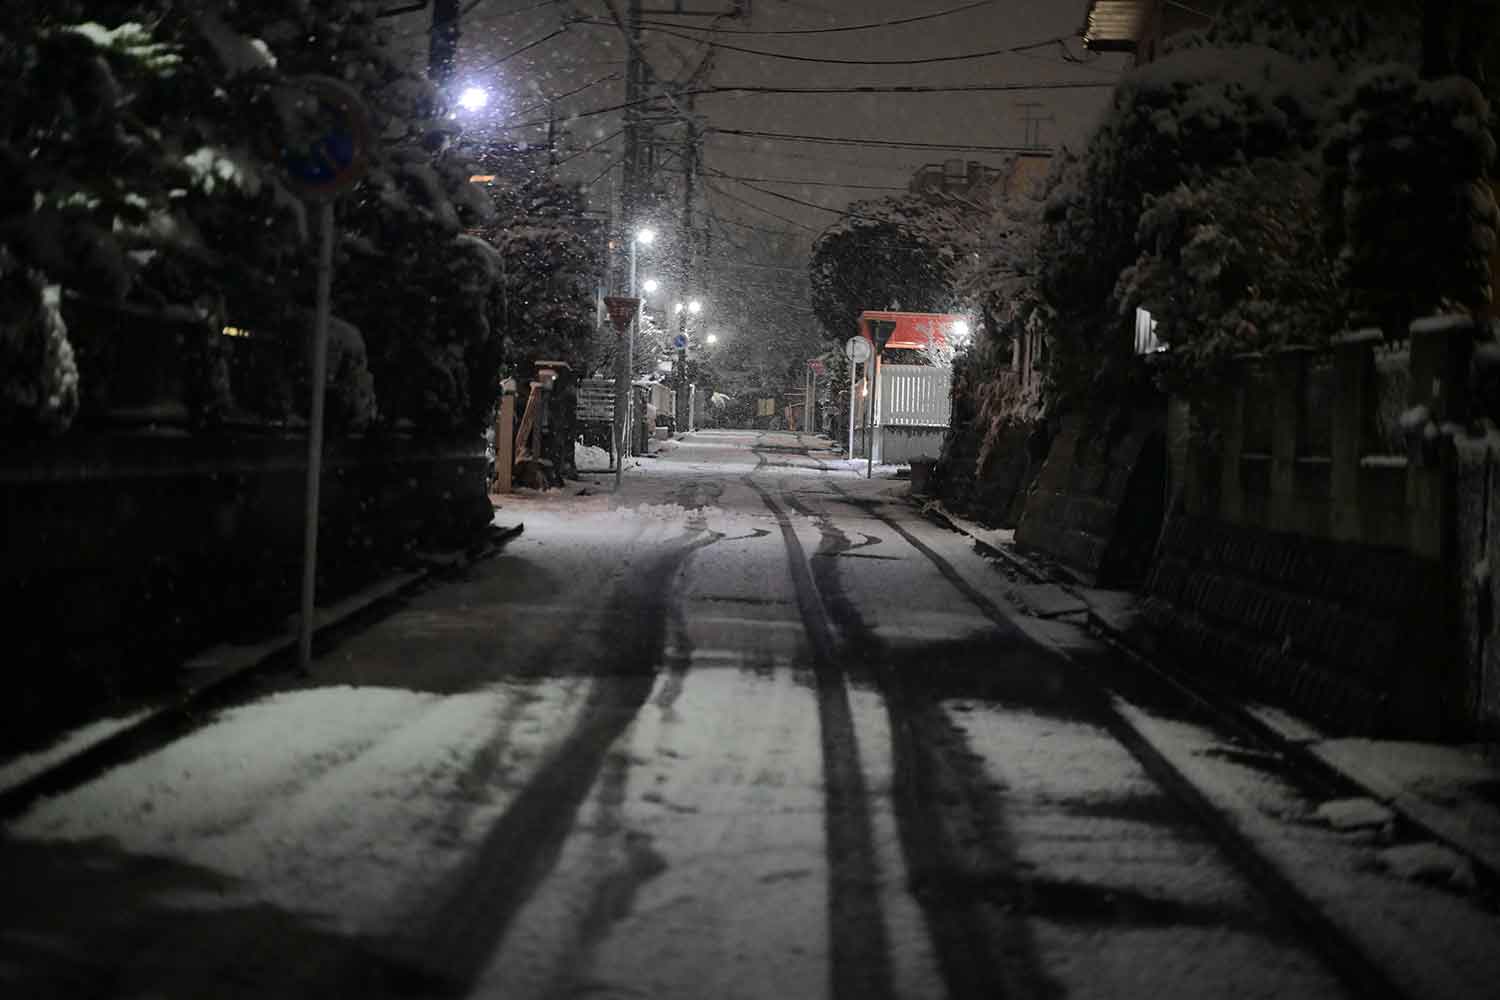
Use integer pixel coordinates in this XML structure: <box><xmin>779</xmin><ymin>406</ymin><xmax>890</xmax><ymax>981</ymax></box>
<box><xmin>3</xmin><ymin>431</ymin><xmax>1497</xmax><ymax>999</ymax></box>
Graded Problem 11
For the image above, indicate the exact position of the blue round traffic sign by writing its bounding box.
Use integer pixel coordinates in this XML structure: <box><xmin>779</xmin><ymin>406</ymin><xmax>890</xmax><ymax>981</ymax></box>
<box><xmin>673</xmin><ymin>333</ymin><xmax>689</xmax><ymax>349</ymax></box>
<box><xmin>281</xmin><ymin>76</ymin><xmax>372</xmax><ymax>200</ymax></box>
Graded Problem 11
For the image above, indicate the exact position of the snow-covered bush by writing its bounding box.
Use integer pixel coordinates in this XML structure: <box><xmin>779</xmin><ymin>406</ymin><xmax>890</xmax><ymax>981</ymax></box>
<box><xmin>0</xmin><ymin>0</ymin><xmax>505</xmax><ymax>437</ymax></box>
<box><xmin>0</xmin><ymin>257</ymin><xmax>78</xmax><ymax>433</ymax></box>
<box><xmin>1115</xmin><ymin>159</ymin><xmax>1339</xmax><ymax>394</ymax></box>
<box><xmin>1324</xmin><ymin>64</ymin><xmax>1499</xmax><ymax>327</ymax></box>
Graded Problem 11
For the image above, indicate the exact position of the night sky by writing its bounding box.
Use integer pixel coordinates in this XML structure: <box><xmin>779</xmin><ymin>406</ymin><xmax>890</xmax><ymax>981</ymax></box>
<box><xmin>389</xmin><ymin>1</ymin><xmax>1128</xmax><ymax>235</ymax></box>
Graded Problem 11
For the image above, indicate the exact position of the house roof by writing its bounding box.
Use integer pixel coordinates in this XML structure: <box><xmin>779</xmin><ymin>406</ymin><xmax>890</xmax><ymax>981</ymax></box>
<box><xmin>1082</xmin><ymin>0</ymin><xmax>1151</xmax><ymax>52</ymax></box>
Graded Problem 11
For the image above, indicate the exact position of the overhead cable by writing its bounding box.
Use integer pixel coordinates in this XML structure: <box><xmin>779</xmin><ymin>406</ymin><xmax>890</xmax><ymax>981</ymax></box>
<box><xmin>571</xmin><ymin>21</ymin><xmax>1078</xmax><ymax>66</ymax></box>
<box><xmin>581</xmin><ymin>1</ymin><xmax>992</xmax><ymax>36</ymax></box>
<box><xmin>710</xmin><ymin>127</ymin><xmax>1052</xmax><ymax>154</ymax></box>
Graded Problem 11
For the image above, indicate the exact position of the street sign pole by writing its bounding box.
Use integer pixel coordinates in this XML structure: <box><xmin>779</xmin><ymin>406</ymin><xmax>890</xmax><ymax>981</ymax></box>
<box><xmin>863</xmin><ymin>320</ymin><xmax>896</xmax><ymax>480</ymax></box>
<box><xmin>281</xmin><ymin>76</ymin><xmax>370</xmax><ymax>676</ymax></box>
<box><xmin>298</xmin><ymin>201</ymin><xmax>335</xmax><ymax>674</ymax></box>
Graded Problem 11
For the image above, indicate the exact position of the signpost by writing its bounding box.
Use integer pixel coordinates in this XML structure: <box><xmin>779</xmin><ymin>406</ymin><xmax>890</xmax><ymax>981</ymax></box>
<box><xmin>864</xmin><ymin>319</ymin><xmax>897</xmax><ymax>479</ymax></box>
<box><xmin>844</xmin><ymin>335</ymin><xmax>871</xmax><ymax>461</ymax></box>
<box><xmin>281</xmin><ymin>76</ymin><xmax>371</xmax><ymax>675</ymax></box>
<box><xmin>604</xmin><ymin>296</ymin><xmax>640</xmax><ymax>490</ymax></box>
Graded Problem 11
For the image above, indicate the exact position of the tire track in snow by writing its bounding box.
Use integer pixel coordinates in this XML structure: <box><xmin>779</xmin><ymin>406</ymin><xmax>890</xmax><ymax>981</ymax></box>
<box><xmin>833</xmin><ymin>487</ymin><xmax>1408</xmax><ymax>1000</ymax></box>
<box><xmin>743</xmin><ymin>477</ymin><xmax>896</xmax><ymax>1000</ymax></box>
<box><xmin>780</xmin><ymin>487</ymin><xmax>1057</xmax><ymax>1000</ymax></box>
<box><xmin>376</xmin><ymin>526</ymin><xmax>724</xmax><ymax>996</ymax></box>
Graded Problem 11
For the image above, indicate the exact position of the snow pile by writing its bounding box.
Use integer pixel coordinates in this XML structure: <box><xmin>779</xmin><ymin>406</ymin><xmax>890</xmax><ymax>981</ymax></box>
<box><xmin>1313</xmin><ymin>797</ymin><xmax>1394</xmax><ymax>832</ymax></box>
<box><xmin>1376</xmin><ymin>843</ymin><xmax>1477</xmax><ymax>890</ymax></box>
<box><xmin>574</xmin><ymin>439</ymin><xmax>610</xmax><ymax>470</ymax></box>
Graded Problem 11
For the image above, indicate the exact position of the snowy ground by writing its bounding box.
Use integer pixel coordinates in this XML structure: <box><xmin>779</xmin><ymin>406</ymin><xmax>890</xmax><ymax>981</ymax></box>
<box><xmin>4</xmin><ymin>430</ymin><xmax>1498</xmax><ymax>999</ymax></box>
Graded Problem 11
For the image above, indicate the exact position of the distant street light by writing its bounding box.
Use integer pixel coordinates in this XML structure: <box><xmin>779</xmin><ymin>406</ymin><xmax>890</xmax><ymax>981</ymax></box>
<box><xmin>635</xmin><ymin>227</ymin><xmax>657</xmax><ymax>246</ymax></box>
<box><xmin>952</xmin><ymin>319</ymin><xmax>972</xmax><ymax>341</ymax></box>
<box><xmin>706</xmin><ymin>333</ymin><xmax>719</xmax><ymax>344</ymax></box>
<box><xmin>457</xmin><ymin>86</ymin><xmax>489</xmax><ymax>113</ymax></box>
<box><xmin>642</xmin><ymin>278</ymin><xmax>660</xmax><ymax>295</ymax></box>
<box><xmin>688</xmin><ymin>299</ymin><xmax>703</xmax><ymax>315</ymax></box>
<box><xmin>674</xmin><ymin>302</ymin><xmax>685</xmax><ymax>314</ymax></box>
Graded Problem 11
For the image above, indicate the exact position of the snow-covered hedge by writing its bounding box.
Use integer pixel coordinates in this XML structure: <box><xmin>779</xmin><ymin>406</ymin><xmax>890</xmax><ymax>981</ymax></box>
<box><xmin>0</xmin><ymin>1</ymin><xmax>566</xmax><ymax>438</ymax></box>
<box><xmin>1324</xmin><ymin>64</ymin><xmax>1499</xmax><ymax>327</ymax></box>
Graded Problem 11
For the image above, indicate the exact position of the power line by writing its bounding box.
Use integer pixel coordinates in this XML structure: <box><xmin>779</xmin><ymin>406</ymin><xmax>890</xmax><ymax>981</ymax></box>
<box><xmin>491</xmin><ymin>79</ymin><xmax>1113</xmax><ymax>132</ymax></box>
<box><xmin>499</xmin><ymin>72</ymin><xmax>622</xmax><ymax>126</ymax></box>
<box><xmin>705</xmin><ymin>179</ymin><xmax>822</xmax><ymax>233</ymax></box>
<box><xmin>659</xmin><ymin>163</ymin><xmax>904</xmax><ymax>191</ymax></box>
<box><xmin>571</xmin><ymin>21</ymin><xmax>1079</xmax><ymax>67</ymax></box>
<box><xmin>553</xmin><ymin>126</ymin><xmax>623</xmax><ymax>165</ymax></box>
<box><xmin>591</xmin><ymin>1</ymin><xmax>992</xmax><ymax>36</ymax></box>
<box><xmin>468</xmin><ymin>26</ymin><xmax>570</xmax><ymax>72</ymax></box>
<box><xmin>710</xmin><ymin>127</ymin><xmax>1051</xmax><ymax>154</ymax></box>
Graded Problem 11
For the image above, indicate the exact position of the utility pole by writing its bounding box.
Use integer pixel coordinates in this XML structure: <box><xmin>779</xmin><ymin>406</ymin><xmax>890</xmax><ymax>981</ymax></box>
<box><xmin>614</xmin><ymin>0</ymin><xmax>644</xmax><ymax>472</ymax></box>
<box><xmin>674</xmin><ymin>94</ymin><xmax>698</xmax><ymax>431</ymax></box>
<box><xmin>429</xmin><ymin>0</ymin><xmax>460</xmax><ymax>90</ymax></box>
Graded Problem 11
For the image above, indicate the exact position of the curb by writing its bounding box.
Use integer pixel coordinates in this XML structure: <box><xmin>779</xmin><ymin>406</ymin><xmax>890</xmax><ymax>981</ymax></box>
<box><xmin>919</xmin><ymin>499</ymin><xmax>1500</xmax><ymax>889</ymax></box>
<box><xmin>0</xmin><ymin>524</ymin><xmax>524</xmax><ymax>821</ymax></box>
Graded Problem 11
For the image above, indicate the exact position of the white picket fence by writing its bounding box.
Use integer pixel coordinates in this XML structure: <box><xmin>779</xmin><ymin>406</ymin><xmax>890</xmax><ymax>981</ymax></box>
<box><xmin>877</xmin><ymin>364</ymin><xmax>951</xmax><ymax>428</ymax></box>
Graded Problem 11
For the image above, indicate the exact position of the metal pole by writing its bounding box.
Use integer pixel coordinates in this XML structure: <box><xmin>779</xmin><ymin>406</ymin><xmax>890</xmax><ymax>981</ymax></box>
<box><xmin>848</xmin><ymin>359</ymin><xmax>857</xmax><ymax>458</ymax></box>
<box><xmin>298</xmin><ymin>201</ymin><xmax>335</xmax><ymax>674</ymax></box>
<box><xmin>865</xmin><ymin>361</ymin><xmax>874</xmax><ymax>480</ymax></box>
<box><xmin>627</xmin><ymin>239</ymin><xmax>636</xmax><ymax>457</ymax></box>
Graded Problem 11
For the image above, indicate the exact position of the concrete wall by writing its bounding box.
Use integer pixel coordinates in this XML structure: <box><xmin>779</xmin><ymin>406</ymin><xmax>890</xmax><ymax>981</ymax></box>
<box><xmin>1014</xmin><ymin>407</ymin><xmax>1166</xmax><ymax>585</ymax></box>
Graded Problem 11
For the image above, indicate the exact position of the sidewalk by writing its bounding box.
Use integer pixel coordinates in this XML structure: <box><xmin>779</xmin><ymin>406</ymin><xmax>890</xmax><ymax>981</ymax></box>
<box><xmin>0</xmin><ymin>529</ymin><xmax>522</xmax><ymax>818</ymax></box>
<box><xmin>927</xmin><ymin>499</ymin><xmax>1500</xmax><ymax>885</ymax></box>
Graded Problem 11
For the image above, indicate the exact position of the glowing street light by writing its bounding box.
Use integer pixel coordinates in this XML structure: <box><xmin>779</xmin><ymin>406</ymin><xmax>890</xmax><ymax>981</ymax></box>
<box><xmin>457</xmin><ymin>86</ymin><xmax>489</xmax><ymax>113</ymax></box>
<box><xmin>952</xmin><ymin>319</ymin><xmax>972</xmax><ymax>341</ymax></box>
<box><xmin>688</xmin><ymin>299</ymin><xmax>703</xmax><ymax>315</ymax></box>
<box><xmin>635</xmin><ymin>227</ymin><xmax>657</xmax><ymax>246</ymax></box>
<box><xmin>674</xmin><ymin>302</ymin><xmax>685</xmax><ymax>314</ymax></box>
<box><xmin>642</xmin><ymin>278</ymin><xmax>660</xmax><ymax>295</ymax></box>
<box><xmin>706</xmin><ymin>333</ymin><xmax>719</xmax><ymax>344</ymax></box>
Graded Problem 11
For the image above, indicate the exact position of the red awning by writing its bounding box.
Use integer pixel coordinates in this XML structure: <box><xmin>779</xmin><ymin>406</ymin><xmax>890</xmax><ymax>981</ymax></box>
<box><xmin>857</xmin><ymin>311</ymin><xmax>968</xmax><ymax>351</ymax></box>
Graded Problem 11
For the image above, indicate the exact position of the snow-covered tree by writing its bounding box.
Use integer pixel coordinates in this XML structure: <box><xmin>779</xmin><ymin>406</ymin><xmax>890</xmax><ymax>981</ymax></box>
<box><xmin>809</xmin><ymin>188</ymin><xmax>992</xmax><ymax>345</ymax></box>
<box><xmin>1323</xmin><ymin>65</ymin><xmax>1499</xmax><ymax>328</ymax></box>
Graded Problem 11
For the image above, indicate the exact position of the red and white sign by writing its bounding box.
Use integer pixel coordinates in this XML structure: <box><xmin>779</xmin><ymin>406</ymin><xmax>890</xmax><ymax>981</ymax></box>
<box><xmin>856</xmin><ymin>311</ymin><xmax>968</xmax><ymax>351</ymax></box>
<box><xmin>604</xmin><ymin>296</ymin><xmax>640</xmax><ymax>334</ymax></box>
<box><xmin>808</xmin><ymin>359</ymin><xmax>826</xmax><ymax>374</ymax></box>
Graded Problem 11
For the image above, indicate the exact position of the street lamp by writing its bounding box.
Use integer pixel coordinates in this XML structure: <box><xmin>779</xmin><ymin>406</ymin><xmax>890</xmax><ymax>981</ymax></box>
<box><xmin>674</xmin><ymin>301</ymin><xmax>685</xmax><ymax>314</ymax></box>
<box><xmin>642</xmin><ymin>278</ymin><xmax>660</xmax><ymax>295</ymax></box>
<box><xmin>457</xmin><ymin>86</ymin><xmax>489</xmax><ymax>113</ymax></box>
<box><xmin>706</xmin><ymin>333</ymin><xmax>719</xmax><ymax>344</ymax></box>
<box><xmin>688</xmin><ymin>299</ymin><xmax>703</xmax><ymax>315</ymax></box>
<box><xmin>623</xmin><ymin>226</ymin><xmax>657</xmax><ymax>464</ymax></box>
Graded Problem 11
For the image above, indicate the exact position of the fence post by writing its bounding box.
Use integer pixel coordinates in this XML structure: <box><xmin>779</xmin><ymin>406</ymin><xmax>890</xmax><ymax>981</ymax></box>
<box><xmin>495</xmin><ymin>379</ymin><xmax>515</xmax><ymax>494</ymax></box>
<box><xmin>1407</xmin><ymin>316</ymin><xmax>1470</xmax><ymax>559</ymax></box>
<box><xmin>1220</xmin><ymin>359</ymin><xmax>1248</xmax><ymax>523</ymax></box>
<box><xmin>1268</xmin><ymin>348</ymin><xmax>1307</xmax><ymax>532</ymax></box>
<box><xmin>1331</xmin><ymin>330</ymin><xmax>1379</xmax><ymax>542</ymax></box>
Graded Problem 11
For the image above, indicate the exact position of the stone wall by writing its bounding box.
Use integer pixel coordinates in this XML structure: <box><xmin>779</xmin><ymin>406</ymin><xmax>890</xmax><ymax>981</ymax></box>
<box><xmin>1151</xmin><ymin>317</ymin><xmax>1491</xmax><ymax>737</ymax></box>
<box><xmin>1014</xmin><ymin>407</ymin><xmax>1167</xmax><ymax>585</ymax></box>
<box><xmin>1142</xmin><ymin>515</ymin><xmax>1447</xmax><ymax>736</ymax></box>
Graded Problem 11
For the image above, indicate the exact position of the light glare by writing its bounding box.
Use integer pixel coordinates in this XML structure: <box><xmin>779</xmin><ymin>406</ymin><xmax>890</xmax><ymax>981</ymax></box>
<box><xmin>457</xmin><ymin>86</ymin><xmax>489</xmax><ymax>112</ymax></box>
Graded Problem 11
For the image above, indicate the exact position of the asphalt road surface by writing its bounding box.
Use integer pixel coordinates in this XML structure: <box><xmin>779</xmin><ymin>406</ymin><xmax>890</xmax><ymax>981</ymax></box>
<box><xmin>5</xmin><ymin>431</ymin><xmax>1498</xmax><ymax>1000</ymax></box>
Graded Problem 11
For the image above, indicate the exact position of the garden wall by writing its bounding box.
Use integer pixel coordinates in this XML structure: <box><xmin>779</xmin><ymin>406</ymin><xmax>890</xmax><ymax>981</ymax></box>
<box><xmin>1013</xmin><ymin>406</ymin><xmax>1167</xmax><ymax>585</ymax></box>
<box><xmin>1145</xmin><ymin>318</ymin><xmax>1491</xmax><ymax>737</ymax></box>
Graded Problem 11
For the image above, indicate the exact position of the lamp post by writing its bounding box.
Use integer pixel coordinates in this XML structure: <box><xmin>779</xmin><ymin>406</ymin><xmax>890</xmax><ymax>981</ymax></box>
<box><xmin>623</xmin><ymin>227</ymin><xmax>655</xmax><ymax>461</ymax></box>
<box><xmin>675</xmin><ymin>299</ymin><xmax>703</xmax><ymax>433</ymax></box>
